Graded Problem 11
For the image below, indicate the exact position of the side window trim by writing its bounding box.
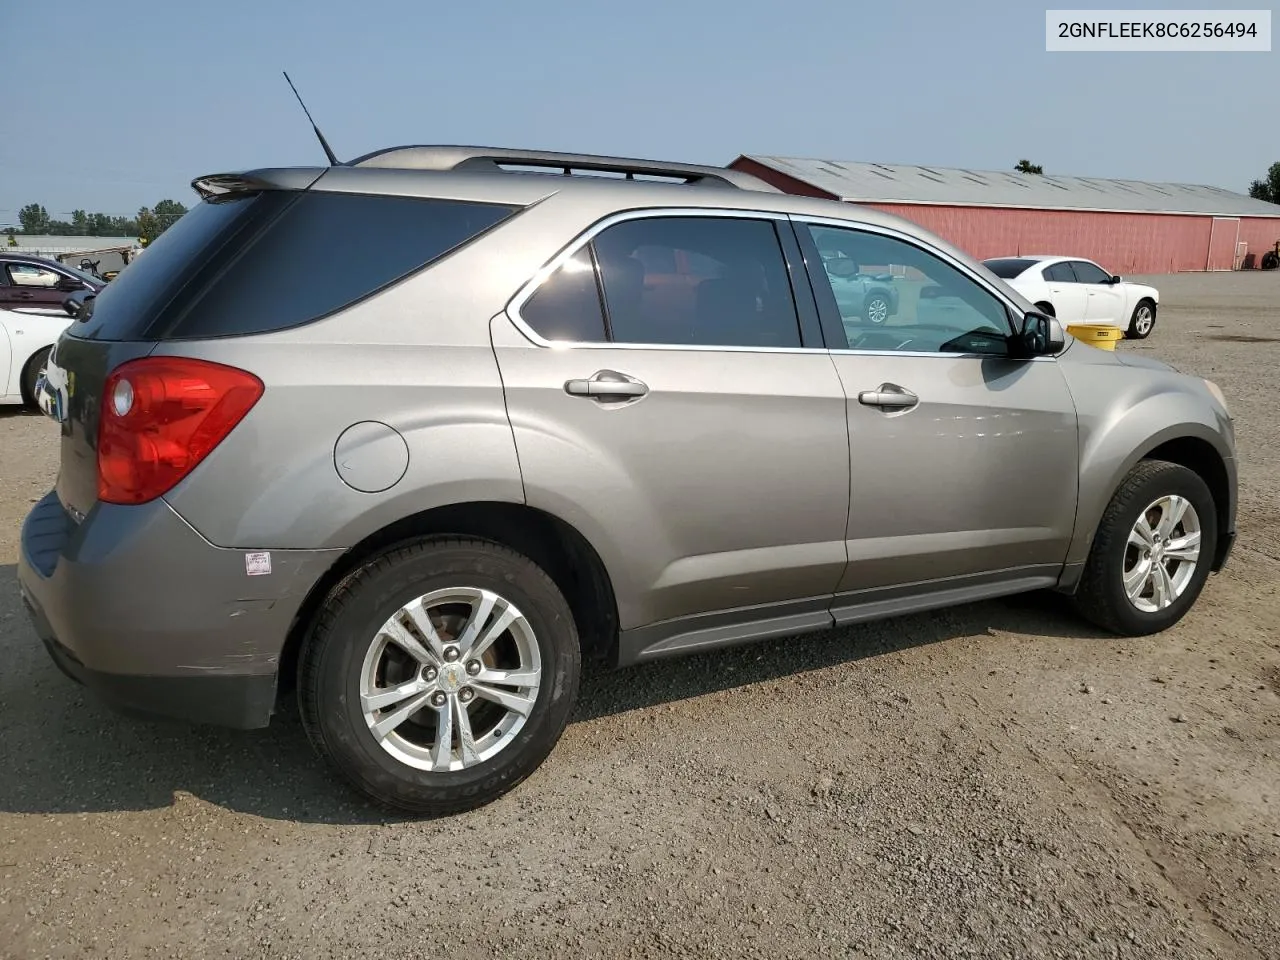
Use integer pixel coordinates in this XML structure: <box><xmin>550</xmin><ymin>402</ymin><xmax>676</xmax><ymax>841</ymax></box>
<box><xmin>790</xmin><ymin>214</ymin><xmax>1025</xmax><ymax>357</ymax></box>
<box><xmin>778</xmin><ymin>218</ymin><xmax>836</xmax><ymax>349</ymax></box>
<box><xmin>507</xmin><ymin>206</ymin><xmax>826</xmax><ymax>353</ymax></box>
<box><xmin>789</xmin><ymin>218</ymin><xmax>849</xmax><ymax>350</ymax></box>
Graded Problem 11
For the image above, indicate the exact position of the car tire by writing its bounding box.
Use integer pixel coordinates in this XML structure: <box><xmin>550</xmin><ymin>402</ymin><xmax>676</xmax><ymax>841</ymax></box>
<box><xmin>1033</xmin><ymin>301</ymin><xmax>1055</xmax><ymax>317</ymax></box>
<box><xmin>864</xmin><ymin>292</ymin><xmax>891</xmax><ymax>324</ymax></box>
<box><xmin>20</xmin><ymin>346</ymin><xmax>51</xmax><ymax>408</ymax></box>
<box><xmin>298</xmin><ymin>537</ymin><xmax>581</xmax><ymax>815</ymax></box>
<box><xmin>1072</xmin><ymin>459</ymin><xmax>1217</xmax><ymax>637</ymax></box>
<box><xmin>1126</xmin><ymin>299</ymin><xmax>1156</xmax><ymax>339</ymax></box>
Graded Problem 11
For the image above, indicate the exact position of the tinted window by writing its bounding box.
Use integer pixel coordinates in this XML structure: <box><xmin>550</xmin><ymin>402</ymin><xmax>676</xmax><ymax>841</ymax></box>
<box><xmin>520</xmin><ymin>247</ymin><xmax>607</xmax><ymax>342</ymax></box>
<box><xmin>983</xmin><ymin>258</ymin><xmax>1036</xmax><ymax>279</ymax></box>
<box><xmin>805</xmin><ymin>224</ymin><xmax>1012</xmax><ymax>355</ymax></box>
<box><xmin>1070</xmin><ymin>260</ymin><xmax>1111</xmax><ymax>284</ymax></box>
<box><xmin>79</xmin><ymin>191</ymin><xmax>518</xmax><ymax>341</ymax></box>
<box><xmin>1043</xmin><ymin>262</ymin><xmax>1077</xmax><ymax>283</ymax></box>
<box><xmin>590</xmin><ymin>216</ymin><xmax>801</xmax><ymax>348</ymax></box>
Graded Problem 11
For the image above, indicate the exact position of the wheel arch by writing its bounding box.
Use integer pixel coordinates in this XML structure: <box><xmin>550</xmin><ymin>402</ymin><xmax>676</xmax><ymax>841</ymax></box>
<box><xmin>277</xmin><ymin>501</ymin><xmax>620</xmax><ymax>697</ymax></box>
<box><xmin>1070</xmin><ymin>420</ymin><xmax>1235</xmax><ymax>574</ymax></box>
<box><xmin>1033</xmin><ymin>300</ymin><xmax>1055</xmax><ymax>317</ymax></box>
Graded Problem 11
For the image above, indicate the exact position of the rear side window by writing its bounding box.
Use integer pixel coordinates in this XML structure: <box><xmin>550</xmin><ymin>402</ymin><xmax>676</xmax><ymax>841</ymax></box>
<box><xmin>1044</xmin><ymin>262</ymin><xmax>1077</xmax><ymax>283</ymax></box>
<box><xmin>79</xmin><ymin>191</ymin><xmax>518</xmax><ymax>341</ymax></box>
<box><xmin>591</xmin><ymin>216</ymin><xmax>802</xmax><ymax>348</ymax></box>
<box><xmin>520</xmin><ymin>247</ymin><xmax>608</xmax><ymax>342</ymax></box>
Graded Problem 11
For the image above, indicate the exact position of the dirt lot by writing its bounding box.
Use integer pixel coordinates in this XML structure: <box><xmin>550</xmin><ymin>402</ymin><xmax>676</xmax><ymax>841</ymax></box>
<box><xmin>1</xmin><ymin>271</ymin><xmax>1277</xmax><ymax>960</ymax></box>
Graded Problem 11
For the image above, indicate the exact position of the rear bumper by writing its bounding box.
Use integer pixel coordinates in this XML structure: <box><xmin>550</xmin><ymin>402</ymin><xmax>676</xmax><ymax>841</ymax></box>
<box><xmin>18</xmin><ymin>490</ymin><xmax>340</xmax><ymax>729</ymax></box>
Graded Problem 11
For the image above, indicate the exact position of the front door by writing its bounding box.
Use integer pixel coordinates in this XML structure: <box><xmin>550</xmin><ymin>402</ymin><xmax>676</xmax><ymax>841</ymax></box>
<box><xmin>1</xmin><ymin>261</ymin><xmax>66</xmax><ymax>310</ymax></box>
<box><xmin>492</xmin><ymin>211</ymin><xmax>852</xmax><ymax>636</ymax></box>
<box><xmin>1074</xmin><ymin>260</ymin><xmax>1125</xmax><ymax>327</ymax></box>
<box><xmin>794</xmin><ymin>219</ymin><xmax>1080</xmax><ymax>610</ymax></box>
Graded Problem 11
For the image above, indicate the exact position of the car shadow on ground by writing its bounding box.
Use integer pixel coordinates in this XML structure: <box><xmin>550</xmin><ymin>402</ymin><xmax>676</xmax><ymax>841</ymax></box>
<box><xmin>0</xmin><ymin>563</ymin><xmax>1103</xmax><ymax>825</ymax></box>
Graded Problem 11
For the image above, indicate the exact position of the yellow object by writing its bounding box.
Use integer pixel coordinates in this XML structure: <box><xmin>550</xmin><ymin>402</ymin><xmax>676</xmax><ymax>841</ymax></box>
<box><xmin>1066</xmin><ymin>323</ymin><xmax>1123</xmax><ymax>351</ymax></box>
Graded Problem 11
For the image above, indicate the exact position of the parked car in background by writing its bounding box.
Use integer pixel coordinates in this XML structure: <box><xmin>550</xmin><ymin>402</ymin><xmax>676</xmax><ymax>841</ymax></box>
<box><xmin>983</xmin><ymin>256</ymin><xmax>1159</xmax><ymax>339</ymax></box>
<box><xmin>0</xmin><ymin>254</ymin><xmax>107</xmax><ymax>312</ymax></box>
<box><xmin>19</xmin><ymin>146</ymin><xmax>1236</xmax><ymax>817</ymax></box>
<box><xmin>0</xmin><ymin>304</ymin><xmax>77</xmax><ymax>406</ymax></box>
<box><xmin>817</xmin><ymin>249</ymin><xmax>900</xmax><ymax>325</ymax></box>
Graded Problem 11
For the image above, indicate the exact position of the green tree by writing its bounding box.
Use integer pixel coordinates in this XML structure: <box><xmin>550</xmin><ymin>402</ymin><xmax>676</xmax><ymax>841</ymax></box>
<box><xmin>151</xmin><ymin>198</ymin><xmax>188</xmax><ymax>236</ymax></box>
<box><xmin>1014</xmin><ymin>159</ymin><xmax>1044</xmax><ymax>175</ymax></box>
<box><xmin>136</xmin><ymin>207</ymin><xmax>160</xmax><ymax>244</ymax></box>
<box><xmin>71</xmin><ymin>210</ymin><xmax>88</xmax><ymax>235</ymax></box>
<box><xmin>18</xmin><ymin>203</ymin><xmax>50</xmax><ymax>234</ymax></box>
<box><xmin>1248</xmin><ymin>162</ymin><xmax>1280</xmax><ymax>203</ymax></box>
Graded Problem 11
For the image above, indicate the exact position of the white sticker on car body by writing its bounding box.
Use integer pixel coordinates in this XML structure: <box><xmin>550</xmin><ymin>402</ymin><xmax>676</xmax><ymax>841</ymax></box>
<box><xmin>245</xmin><ymin>552</ymin><xmax>272</xmax><ymax>576</ymax></box>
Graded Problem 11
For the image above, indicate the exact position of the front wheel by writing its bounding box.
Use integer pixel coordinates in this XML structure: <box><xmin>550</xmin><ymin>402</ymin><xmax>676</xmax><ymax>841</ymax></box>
<box><xmin>864</xmin><ymin>293</ymin><xmax>891</xmax><ymax>324</ymax></box>
<box><xmin>298</xmin><ymin>538</ymin><xmax>581</xmax><ymax>815</ymax></box>
<box><xmin>1126</xmin><ymin>299</ymin><xmax>1156</xmax><ymax>339</ymax></box>
<box><xmin>1072</xmin><ymin>460</ymin><xmax>1217</xmax><ymax>636</ymax></box>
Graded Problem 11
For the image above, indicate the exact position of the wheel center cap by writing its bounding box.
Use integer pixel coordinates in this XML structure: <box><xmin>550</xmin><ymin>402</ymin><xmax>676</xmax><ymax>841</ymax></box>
<box><xmin>439</xmin><ymin>663</ymin><xmax>465</xmax><ymax>692</ymax></box>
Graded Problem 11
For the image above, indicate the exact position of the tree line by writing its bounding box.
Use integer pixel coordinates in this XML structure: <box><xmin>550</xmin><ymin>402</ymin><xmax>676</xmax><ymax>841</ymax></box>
<box><xmin>6</xmin><ymin>199</ymin><xmax>189</xmax><ymax>246</ymax></box>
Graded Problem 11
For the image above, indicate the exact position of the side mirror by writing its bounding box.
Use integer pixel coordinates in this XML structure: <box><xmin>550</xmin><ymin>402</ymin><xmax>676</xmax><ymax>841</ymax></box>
<box><xmin>56</xmin><ymin>276</ymin><xmax>83</xmax><ymax>292</ymax></box>
<box><xmin>1016</xmin><ymin>310</ymin><xmax>1065</xmax><ymax>357</ymax></box>
<box><xmin>1109</xmin><ymin>275</ymin><xmax>1122</xmax><ymax>284</ymax></box>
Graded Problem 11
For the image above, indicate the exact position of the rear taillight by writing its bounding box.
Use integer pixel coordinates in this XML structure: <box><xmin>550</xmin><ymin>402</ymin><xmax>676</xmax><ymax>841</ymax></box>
<box><xmin>97</xmin><ymin>357</ymin><xmax>264</xmax><ymax>505</ymax></box>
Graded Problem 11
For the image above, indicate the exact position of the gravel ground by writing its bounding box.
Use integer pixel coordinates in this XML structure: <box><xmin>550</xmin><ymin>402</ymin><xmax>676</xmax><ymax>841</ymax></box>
<box><xmin>1</xmin><ymin>271</ymin><xmax>1277</xmax><ymax>960</ymax></box>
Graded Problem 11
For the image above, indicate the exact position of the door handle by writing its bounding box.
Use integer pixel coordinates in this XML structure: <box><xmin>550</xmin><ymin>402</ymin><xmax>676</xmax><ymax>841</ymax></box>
<box><xmin>565</xmin><ymin>370</ymin><xmax>649</xmax><ymax>401</ymax></box>
<box><xmin>858</xmin><ymin>384</ymin><xmax>918</xmax><ymax>410</ymax></box>
<box><xmin>15</xmin><ymin>291</ymin><xmax>33</xmax><ymax>299</ymax></box>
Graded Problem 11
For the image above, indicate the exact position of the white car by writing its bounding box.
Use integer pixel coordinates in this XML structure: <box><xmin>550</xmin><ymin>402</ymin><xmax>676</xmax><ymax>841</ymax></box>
<box><xmin>1</xmin><ymin>305</ymin><xmax>76</xmax><ymax>406</ymax></box>
<box><xmin>982</xmin><ymin>256</ymin><xmax>1159</xmax><ymax>340</ymax></box>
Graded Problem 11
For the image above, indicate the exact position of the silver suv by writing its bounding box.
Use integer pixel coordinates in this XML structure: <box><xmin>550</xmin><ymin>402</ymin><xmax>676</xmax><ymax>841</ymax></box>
<box><xmin>18</xmin><ymin>146</ymin><xmax>1238</xmax><ymax>815</ymax></box>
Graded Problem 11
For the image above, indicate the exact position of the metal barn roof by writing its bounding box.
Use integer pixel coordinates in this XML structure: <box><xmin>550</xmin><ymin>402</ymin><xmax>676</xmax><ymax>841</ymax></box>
<box><xmin>735</xmin><ymin>155</ymin><xmax>1280</xmax><ymax>218</ymax></box>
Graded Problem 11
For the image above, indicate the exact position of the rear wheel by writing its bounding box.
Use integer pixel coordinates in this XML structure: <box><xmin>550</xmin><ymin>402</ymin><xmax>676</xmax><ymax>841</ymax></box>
<box><xmin>1033</xmin><ymin>301</ymin><xmax>1055</xmax><ymax>317</ymax></box>
<box><xmin>20</xmin><ymin>346</ymin><xmax>51</xmax><ymax>408</ymax></box>
<box><xmin>298</xmin><ymin>538</ymin><xmax>581</xmax><ymax>815</ymax></box>
<box><xmin>1126</xmin><ymin>299</ymin><xmax>1156</xmax><ymax>339</ymax></box>
<box><xmin>1072</xmin><ymin>460</ymin><xmax>1216</xmax><ymax>636</ymax></box>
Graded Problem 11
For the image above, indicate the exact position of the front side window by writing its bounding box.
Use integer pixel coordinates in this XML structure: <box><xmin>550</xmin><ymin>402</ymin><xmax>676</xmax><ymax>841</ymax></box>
<box><xmin>1070</xmin><ymin>260</ymin><xmax>1111</xmax><ymax>284</ymax></box>
<box><xmin>804</xmin><ymin>224</ymin><xmax>1013</xmax><ymax>355</ymax></box>
<box><xmin>590</xmin><ymin>216</ymin><xmax>802</xmax><ymax>348</ymax></box>
<box><xmin>7</xmin><ymin>264</ymin><xmax>60</xmax><ymax>287</ymax></box>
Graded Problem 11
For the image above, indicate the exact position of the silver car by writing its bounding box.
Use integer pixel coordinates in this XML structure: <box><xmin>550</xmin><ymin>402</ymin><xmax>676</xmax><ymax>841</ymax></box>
<box><xmin>18</xmin><ymin>146</ymin><xmax>1238</xmax><ymax>815</ymax></box>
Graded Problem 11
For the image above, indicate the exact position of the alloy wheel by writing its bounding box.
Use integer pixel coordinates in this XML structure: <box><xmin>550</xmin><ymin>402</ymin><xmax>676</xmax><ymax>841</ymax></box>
<box><xmin>1123</xmin><ymin>495</ymin><xmax>1201</xmax><ymax>613</ymax></box>
<box><xmin>358</xmin><ymin>587</ymin><xmax>542</xmax><ymax>772</ymax></box>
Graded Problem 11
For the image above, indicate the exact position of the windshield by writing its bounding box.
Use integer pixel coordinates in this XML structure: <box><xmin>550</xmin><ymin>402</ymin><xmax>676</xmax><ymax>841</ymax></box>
<box><xmin>983</xmin><ymin>258</ymin><xmax>1037</xmax><ymax>279</ymax></box>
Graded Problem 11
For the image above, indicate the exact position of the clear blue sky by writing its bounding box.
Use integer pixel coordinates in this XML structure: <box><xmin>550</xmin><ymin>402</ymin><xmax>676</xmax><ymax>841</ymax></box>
<box><xmin>2</xmin><ymin>0</ymin><xmax>1275</xmax><ymax>226</ymax></box>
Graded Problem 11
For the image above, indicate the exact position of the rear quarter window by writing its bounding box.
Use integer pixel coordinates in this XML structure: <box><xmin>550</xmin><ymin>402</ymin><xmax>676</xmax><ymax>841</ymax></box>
<box><xmin>78</xmin><ymin>191</ymin><xmax>519</xmax><ymax>341</ymax></box>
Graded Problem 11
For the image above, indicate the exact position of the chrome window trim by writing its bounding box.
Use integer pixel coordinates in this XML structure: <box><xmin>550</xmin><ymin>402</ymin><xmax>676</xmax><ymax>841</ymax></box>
<box><xmin>504</xmin><ymin>205</ymin><xmax>1053</xmax><ymax>363</ymax></box>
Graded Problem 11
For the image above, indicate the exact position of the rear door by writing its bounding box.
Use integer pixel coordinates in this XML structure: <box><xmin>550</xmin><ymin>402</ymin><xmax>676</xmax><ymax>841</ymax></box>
<box><xmin>792</xmin><ymin>217</ymin><xmax>1079</xmax><ymax>613</ymax></box>
<box><xmin>1074</xmin><ymin>259</ymin><xmax>1125</xmax><ymax>327</ymax></box>
<box><xmin>1042</xmin><ymin>261</ymin><xmax>1088</xmax><ymax>323</ymax></box>
<box><xmin>491</xmin><ymin>210</ymin><xmax>851</xmax><ymax>642</ymax></box>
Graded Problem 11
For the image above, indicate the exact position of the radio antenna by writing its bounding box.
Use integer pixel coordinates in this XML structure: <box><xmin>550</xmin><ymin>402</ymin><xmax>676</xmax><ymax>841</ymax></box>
<box><xmin>282</xmin><ymin>71</ymin><xmax>339</xmax><ymax>166</ymax></box>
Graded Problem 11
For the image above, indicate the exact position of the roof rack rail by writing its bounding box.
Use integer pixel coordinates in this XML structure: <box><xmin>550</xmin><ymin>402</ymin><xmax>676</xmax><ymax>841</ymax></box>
<box><xmin>345</xmin><ymin>145</ymin><xmax>776</xmax><ymax>191</ymax></box>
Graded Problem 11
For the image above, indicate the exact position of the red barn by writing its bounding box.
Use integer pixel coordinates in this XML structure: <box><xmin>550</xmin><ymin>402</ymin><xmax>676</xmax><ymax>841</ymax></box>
<box><xmin>728</xmin><ymin>155</ymin><xmax>1280</xmax><ymax>275</ymax></box>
